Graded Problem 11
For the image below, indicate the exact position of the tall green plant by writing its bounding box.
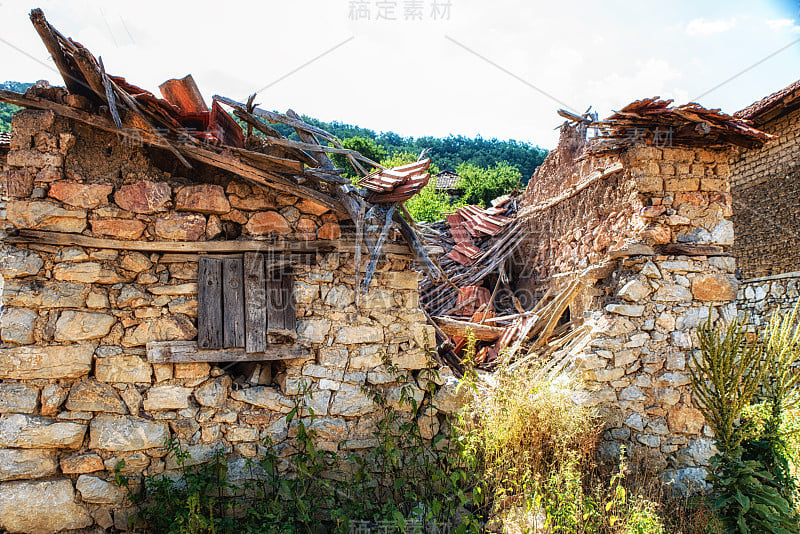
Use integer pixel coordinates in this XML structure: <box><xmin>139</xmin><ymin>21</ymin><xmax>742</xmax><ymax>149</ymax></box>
<box><xmin>690</xmin><ymin>317</ymin><xmax>798</xmax><ymax>533</ymax></box>
<box><xmin>744</xmin><ymin>303</ymin><xmax>800</xmax><ymax>506</ymax></box>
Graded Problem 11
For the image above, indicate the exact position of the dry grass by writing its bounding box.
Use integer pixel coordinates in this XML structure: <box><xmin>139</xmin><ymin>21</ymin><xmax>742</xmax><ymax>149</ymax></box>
<box><xmin>458</xmin><ymin>363</ymin><xmax>722</xmax><ymax>533</ymax></box>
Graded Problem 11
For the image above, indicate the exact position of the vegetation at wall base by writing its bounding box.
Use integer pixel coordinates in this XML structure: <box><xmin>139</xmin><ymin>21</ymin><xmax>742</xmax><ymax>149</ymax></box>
<box><xmin>690</xmin><ymin>309</ymin><xmax>800</xmax><ymax>534</ymax></box>
<box><xmin>118</xmin><ymin>341</ymin><xmax>722</xmax><ymax>533</ymax></box>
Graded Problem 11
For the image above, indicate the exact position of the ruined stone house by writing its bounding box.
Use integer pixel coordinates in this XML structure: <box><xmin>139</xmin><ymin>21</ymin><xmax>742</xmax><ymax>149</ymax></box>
<box><xmin>513</xmin><ymin>98</ymin><xmax>773</xmax><ymax>492</ymax></box>
<box><xmin>0</xmin><ymin>8</ymin><xmax>795</xmax><ymax>534</ymax></box>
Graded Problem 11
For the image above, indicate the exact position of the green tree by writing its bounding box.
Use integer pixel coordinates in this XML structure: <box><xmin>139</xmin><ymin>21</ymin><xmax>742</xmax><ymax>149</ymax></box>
<box><xmin>330</xmin><ymin>136</ymin><xmax>387</xmax><ymax>179</ymax></box>
<box><xmin>456</xmin><ymin>161</ymin><xmax>523</xmax><ymax>207</ymax></box>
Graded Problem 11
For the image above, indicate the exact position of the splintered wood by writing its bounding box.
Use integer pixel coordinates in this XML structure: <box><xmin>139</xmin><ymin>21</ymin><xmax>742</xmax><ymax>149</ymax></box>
<box><xmin>433</xmin><ymin>278</ymin><xmax>591</xmax><ymax>373</ymax></box>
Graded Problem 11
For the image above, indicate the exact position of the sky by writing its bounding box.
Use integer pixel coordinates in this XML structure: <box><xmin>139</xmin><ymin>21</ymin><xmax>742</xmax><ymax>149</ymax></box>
<box><xmin>0</xmin><ymin>0</ymin><xmax>798</xmax><ymax>149</ymax></box>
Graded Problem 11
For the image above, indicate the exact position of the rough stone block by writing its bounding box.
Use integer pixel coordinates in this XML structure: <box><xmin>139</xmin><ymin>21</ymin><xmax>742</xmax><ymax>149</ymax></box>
<box><xmin>0</xmin><ymin>414</ymin><xmax>86</xmax><ymax>449</ymax></box>
<box><xmin>175</xmin><ymin>184</ymin><xmax>230</xmax><ymax>214</ymax></box>
<box><xmin>76</xmin><ymin>475</ymin><xmax>125</xmax><ymax>504</ymax></box>
<box><xmin>143</xmin><ymin>386</ymin><xmax>193</xmax><ymax>411</ymax></box>
<box><xmin>89</xmin><ymin>415</ymin><xmax>169</xmax><ymax>451</ymax></box>
<box><xmin>95</xmin><ymin>354</ymin><xmax>152</xmax><ymax>384</ymax></box>
<box><xmin>60</xmin><ymin>453</ymin><xmax>105</xmax><ymax>474</ymax></box>
<box><xmin>0</xmin><ymin>449</ymin><xmax>58</xmax><ymax>481</ymax></box>
<box><xmin>0</xmin><ymin>479</ymin><xmax>92</xmax><ymax>533</ymax></box>
<box><xmin>0</xmin><ymin>382</ymin><xmax>39</xmax><ymax>414</ymax></box>
<box><xmin>231</xmin><ymin>386</ymin><xmax>293</xmax><ymax>413</ymax></box>
<box><xmin>66</xmin><ymin>381</ymin><xmax>127</xmax><ymax>414</ymax></box>
<box><xmin>0</xmin><ymin>307</ymin><xmax>37</xmax><ymax>345</ymax></box>
<box><xmin>0</xmin><ymin>344</ymin><xmax>94</xmax><ymax>379</ymax></box>
<box><xmin>6</xmin><ymin>200</ymin><xmax>86</xmax><ymax>232</ymax></box>
<box><xmin>55</xmin><ymin>310</ymin><xmax>116</xmax><ymax>341</ymax></box>
<box><xmin>48</xmin><ymin>181</ymin><xmax>112</xmax><ymax>208</ymax></box>
<box><xmin>1</xmin><ymin>246</ymin><xmax>44</xmax><ymax>278</ymax></box>
<box><xmin>114</xmin><ymin>181</ymin><xmax>171</xmax><ymax>214</ymax></box>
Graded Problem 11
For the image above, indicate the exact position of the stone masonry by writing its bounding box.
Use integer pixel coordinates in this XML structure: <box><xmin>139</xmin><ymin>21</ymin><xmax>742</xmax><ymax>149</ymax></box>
<box><xmin>519</xmin><ymin>125</ymin><xmax>738</xmax><ymax>492</ymax></box>
<box><xmin>0</xmin><ymin>109</ymin><xmax>461</xmax><ymax>532</ymax></box>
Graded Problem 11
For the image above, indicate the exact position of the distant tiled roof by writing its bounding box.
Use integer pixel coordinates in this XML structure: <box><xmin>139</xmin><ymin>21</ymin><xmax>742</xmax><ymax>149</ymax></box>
<box><xmin>735</xmin><ymin>79</ymin><xmax>800</xmax><ymax>123</ymax></box>
<box><xmin>435</xmin><ymin>171</ymin><xmax>460</xmax><ymax>190</ymax></box>
<box><xmin>0</xmin><ymin>132</ymin><xmax>11</xmax><ymax>147</ymax></box>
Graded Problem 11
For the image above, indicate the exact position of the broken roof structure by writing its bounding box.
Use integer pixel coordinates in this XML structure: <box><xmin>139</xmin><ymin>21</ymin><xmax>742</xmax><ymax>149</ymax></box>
<box><xmin>419</xmin><ymin>96</ymin><xmax>772</xmax><ymax>373</ymax></box>
<box><xmin>734</xmin><ymin>78</ymin><xmax>800</xmax><ymax>124</ymax></box>
<box><xmin>0</xmin><ymin>9</ymin><xmax>438</xmax><ymax>292</ymax></box>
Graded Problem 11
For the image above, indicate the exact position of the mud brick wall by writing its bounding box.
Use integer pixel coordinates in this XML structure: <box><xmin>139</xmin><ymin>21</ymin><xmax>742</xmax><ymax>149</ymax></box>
<box><xmin>0</xmin><ymin>109</ymin><xmax>462</xmax><ymax>532</ymax></box>
<box><xmin>730</xmin><ymin>107</ymin><xmax>800</xmax><ymax>279</ymax></box>
<box><xmin>520</xmin><ymin>132</ymin><xmax>737</xmax><ymax>493</ymax></box>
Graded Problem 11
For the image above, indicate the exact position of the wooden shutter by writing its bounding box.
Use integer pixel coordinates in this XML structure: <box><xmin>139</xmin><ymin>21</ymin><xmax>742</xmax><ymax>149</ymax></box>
<box><xmin>198</xmin><ymin>254</ymin><xmax>295</xmax><ymax>353</ymax></box>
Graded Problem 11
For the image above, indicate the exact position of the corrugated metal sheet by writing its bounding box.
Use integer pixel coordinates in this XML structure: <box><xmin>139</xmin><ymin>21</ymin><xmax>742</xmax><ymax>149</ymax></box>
<box><xmin>0</xmin><ymin>132</ymin><xmax>11</xmax><ymax>146</ymax></box>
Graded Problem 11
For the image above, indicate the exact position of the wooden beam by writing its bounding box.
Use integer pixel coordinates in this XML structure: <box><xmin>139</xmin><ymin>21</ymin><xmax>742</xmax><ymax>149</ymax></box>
<box><xmin>433</xmin><ymin>316</ymin><xmax>506</xmax><ymax>342</ymax></box>
<box><xmin>29</xmin><ymin>9</ymin><xmax>88</xmax><ymax>96</ymax></box>
<box><xmin>222</xmin><ymin>257</ymin><xmax>246</xmax><ymax>348</ymax></box>
<box><xmin>6</xmin><ymin>229</ymin><xmax>413</xmax><ymax>256</ymax></box>
<box><xmin>147</xmin><ymin>340</ymin><xmax>309</xmax><ymax>363</ymax></box>
<box><xmin>5</xmin><ymin>230</ymin><xmax>337</xmax><ymax>253</ymax></box>
<box><xmin>658</xmin><ymin>243</ymin><xmax>726</xmax><ymax>256</ymax></box>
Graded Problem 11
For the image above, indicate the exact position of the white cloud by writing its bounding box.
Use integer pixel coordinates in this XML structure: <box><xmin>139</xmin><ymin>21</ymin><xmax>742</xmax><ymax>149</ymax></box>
<box><xmin>766</xmin><ymin>18</ymin><xmax>800</xmax><ymax>33</ymax></box>
<box><xmin>685</xmin><ymin>18</ymin><xmax>737</xmax><ymax>36</ymax></box>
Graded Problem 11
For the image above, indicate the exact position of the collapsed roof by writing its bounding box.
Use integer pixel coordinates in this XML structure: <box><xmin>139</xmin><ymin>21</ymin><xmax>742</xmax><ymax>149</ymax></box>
<box><xmin>0</xmin><ymin>8</ymin><xmax>439</xmax><ymax>291</ymax></box>
<box><xmin>559</xmin><ymin>97</ymin><xmax>774</xmax><ymax>152</ymax></box>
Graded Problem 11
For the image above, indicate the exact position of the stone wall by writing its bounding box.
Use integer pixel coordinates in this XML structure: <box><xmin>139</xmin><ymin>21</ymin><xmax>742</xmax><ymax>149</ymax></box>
<box><xmin>730</xmin><ymin>107</ymin><xmax>800</xmax><ymax>279</ymax></box>
<box><xmin>0</xmin><ymin>109</ymin><xmax>459</xmax><ymax>532</ymax></box>
<box><xmin>520</xmin><ymin>128</ymin><xmax>738</xmax><ymax>491</ymax></box>
<box><xmin>737</xmin><ymin>273</ymin><xmax>800</xmax><ymax>332</ymax></box>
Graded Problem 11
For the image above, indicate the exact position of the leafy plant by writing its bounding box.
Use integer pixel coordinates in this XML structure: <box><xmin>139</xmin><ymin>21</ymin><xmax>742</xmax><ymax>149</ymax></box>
<box><xmin>690</xmin><ymin>317</ymin><xmax>798</xmax><ymax>533</ymax></box>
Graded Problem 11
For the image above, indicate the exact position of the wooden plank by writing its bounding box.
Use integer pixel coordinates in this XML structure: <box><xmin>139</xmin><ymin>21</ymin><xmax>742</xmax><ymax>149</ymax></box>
<box><xmin>198</xmin><ymin>257</ymin><xmax>223</xmax><ymax>349</ymax></box>
<box><xmin>244</xmin><ymin>252</ymin><xmax>267</xmax><ymax>353</ymax></box>
<box><xmin>281</xmin><ymin>272</ymin><xmax>296</xmax><ymax>332</ymax></box>
<box><xmin>29</xmin><ymin>9</ymin><xmax>88</xmax><ymax>96</ymax></box>
<box><xmin>265</xmin><ymin>270</ymin><xmax>285</xmax><ymax>332</ymax></box>
<box><xmin>5</xmin><ymin>229</ymin><xmax>412</xmax><ymax>255</ymax></box>
<box><xmin>147</xmin><ymin>341</ymin><xmax>309</xmax><ymax>363</ymax></box>
<box><xmin>658</xmin><ymin>243</ymin><xmax>726</xmax><ymax>256</ymax></box>
<box><xmin>434</xmin><ymin>316</ymin><xmax>506</xmax><ymax>342</ymax></box>
<box><xmin>222</xmin><ymin>257</ymin><xmax>246</xmax><ymax>348</ymax></box>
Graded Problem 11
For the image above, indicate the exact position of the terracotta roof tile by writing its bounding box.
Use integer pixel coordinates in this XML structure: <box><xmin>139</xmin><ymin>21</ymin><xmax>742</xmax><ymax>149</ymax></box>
<box><xmin>734</xmin><ymin>79</ymin><xmax>800</xmax><ymax>122</ymax></box>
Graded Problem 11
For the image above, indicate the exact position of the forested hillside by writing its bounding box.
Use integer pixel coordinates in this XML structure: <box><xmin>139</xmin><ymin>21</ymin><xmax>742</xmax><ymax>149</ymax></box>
<box><xmin>272</xmin><ymin>117</ymin><xmax>548</xmax><ymax>183</ymax></box>
<box><xmin>0</xmin><ymin>82</ymin><xmax>33</xmax><ymax>132</ymax></box>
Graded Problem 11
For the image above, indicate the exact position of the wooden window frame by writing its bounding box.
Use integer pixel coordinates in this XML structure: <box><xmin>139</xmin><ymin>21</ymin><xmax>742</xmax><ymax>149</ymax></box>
<box><xmin>148</xmin><ymin>252</ymin><xmax>299</xmax><ymax>364</ymax></box>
